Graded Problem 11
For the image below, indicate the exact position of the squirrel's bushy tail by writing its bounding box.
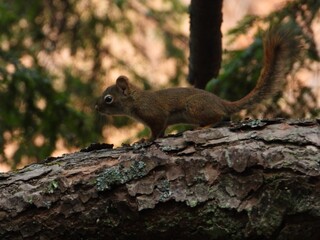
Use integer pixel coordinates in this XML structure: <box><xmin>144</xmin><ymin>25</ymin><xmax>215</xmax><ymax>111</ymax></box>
<box><xmin>224</xmin><ymin>26</ymin><xmax>299</xmax><ymax>114</ymax></box>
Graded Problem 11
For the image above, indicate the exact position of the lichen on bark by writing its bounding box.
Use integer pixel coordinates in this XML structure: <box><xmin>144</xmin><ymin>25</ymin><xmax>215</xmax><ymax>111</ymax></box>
<box><xmin>0</xmin><ymin>120</ymin><xmax>319</xmax><ymax>239</ymax></box>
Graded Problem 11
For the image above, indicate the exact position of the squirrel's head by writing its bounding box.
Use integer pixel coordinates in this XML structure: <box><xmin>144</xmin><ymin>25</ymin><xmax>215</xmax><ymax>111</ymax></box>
<box><xmin>95</xmin><ymin>75</ymin><xmax>134</xmax><ymax>115</ymax></box>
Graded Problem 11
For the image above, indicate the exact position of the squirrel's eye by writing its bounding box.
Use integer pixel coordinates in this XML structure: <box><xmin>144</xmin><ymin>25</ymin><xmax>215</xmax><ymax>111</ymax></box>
<box><xmin>104</xmin><ymin>94</ymin><xmax>113</xmax><ymax>104</ymax></box>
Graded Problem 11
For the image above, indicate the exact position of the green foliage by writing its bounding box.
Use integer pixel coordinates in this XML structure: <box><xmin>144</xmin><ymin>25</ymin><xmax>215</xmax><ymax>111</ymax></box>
<box><xmin>207</xmin><ymin>0</ymin><xmax>319</xmax><ymax>118</ymax></box>
<box><xmin>0</xmin><ymin>0</ymin><xmax>188</xmax><ymax>169</ymax></box>
<box><xmin>209</xmin><ymin>37</ymin><xmax>264</xmax><ymax>101</ymax></box>
<box><xmin>0</xmin><ymin>1</ymin><xmax>100</xmax><ymax>168</ymax></box>
<box><xmin>0</xmin><ymin>54</ymin><xmax>100</xmax><ymax>167</ymax></box>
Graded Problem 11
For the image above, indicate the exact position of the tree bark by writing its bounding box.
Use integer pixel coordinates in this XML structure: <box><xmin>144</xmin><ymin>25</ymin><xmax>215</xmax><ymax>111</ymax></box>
<box><xmin>188</xmin><ymin>0</ymin><xmax>223</xmax><ymax>89</ymax></box>
<box><xmin>0</xmin><ymin>119</ymin><xmax>319</xmax><ymax>240</ymax></box>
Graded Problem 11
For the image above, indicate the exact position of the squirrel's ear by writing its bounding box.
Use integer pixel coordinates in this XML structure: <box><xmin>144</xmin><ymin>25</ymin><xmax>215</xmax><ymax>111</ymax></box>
<box><xmin>116</xmin><ymin>75</ymin><xmax>130</xmax><ymax>95</ymax></box>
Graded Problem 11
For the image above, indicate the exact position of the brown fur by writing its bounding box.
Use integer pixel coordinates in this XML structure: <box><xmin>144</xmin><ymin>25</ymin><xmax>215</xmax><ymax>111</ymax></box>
<box><xmin>223</xmin><ymin>27</ymin><xmax>297</xmax><ymax>114</ymax></box>
<box><xmin>95</xmin><ymin>27</ymin><xmax>299</xmax><ymax>140</ymax></box>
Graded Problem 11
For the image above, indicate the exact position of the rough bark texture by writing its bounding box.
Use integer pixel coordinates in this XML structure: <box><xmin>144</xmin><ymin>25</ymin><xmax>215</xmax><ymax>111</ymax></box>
<box><xmin>0</xmin><ymin>119</ymin><xmax>319</xmax><ymax>240</ymax></box>
<box><xmin>188</xmin><ymin>0</ymin><xmax>223</xmax><ymax>89</ymax></box>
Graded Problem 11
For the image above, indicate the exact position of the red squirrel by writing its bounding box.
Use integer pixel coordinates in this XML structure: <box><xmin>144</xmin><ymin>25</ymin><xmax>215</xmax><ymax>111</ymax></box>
<box><xmin>95</xmin><ymin>27</ymin><xmax>297</xmax><ymax>140</ymax></box>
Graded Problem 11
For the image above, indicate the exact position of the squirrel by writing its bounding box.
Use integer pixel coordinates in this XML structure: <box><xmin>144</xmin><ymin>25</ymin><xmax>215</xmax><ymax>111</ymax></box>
<box><xmin>95</xmin><ymin>27</ymin><xmax>298</xmax><ymax>140</ymax></box>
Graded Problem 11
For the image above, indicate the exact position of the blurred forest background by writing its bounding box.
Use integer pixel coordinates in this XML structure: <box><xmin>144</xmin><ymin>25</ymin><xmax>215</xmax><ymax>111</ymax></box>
<box><xmin>0</xmin><ymin>0</ymin><xmax>319</xmax><ymax>171</ymax></box>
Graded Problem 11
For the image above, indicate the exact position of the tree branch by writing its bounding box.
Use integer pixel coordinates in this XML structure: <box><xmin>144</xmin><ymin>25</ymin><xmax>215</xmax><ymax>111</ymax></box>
<box><xmin>0</xmin><ymin>120</ymin><xmax>319</xmax><ymax>239</ymax></box>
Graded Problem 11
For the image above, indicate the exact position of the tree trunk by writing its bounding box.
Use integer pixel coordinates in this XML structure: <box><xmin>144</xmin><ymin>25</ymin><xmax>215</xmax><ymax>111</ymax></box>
<box><xmin>188</xmin><ymin>0</ymin><xmax>223</xmax><ymax>89</ymax></box>
<box><xmin>0</xmin><ymin>119</ymin><xmax>319</xmax><ymax>240</ymax></box>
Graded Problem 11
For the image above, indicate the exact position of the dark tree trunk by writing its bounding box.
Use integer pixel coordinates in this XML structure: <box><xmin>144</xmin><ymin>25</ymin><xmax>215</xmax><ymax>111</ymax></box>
<box><xmin>188</xmin><ymin>0</ymin><xmax>223</xmax><ymax>89</ymax></box>
<box><xmin>0</xmin><ymin>120</ymin><xmax>319</xmax><ymax>240</ymax></box>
